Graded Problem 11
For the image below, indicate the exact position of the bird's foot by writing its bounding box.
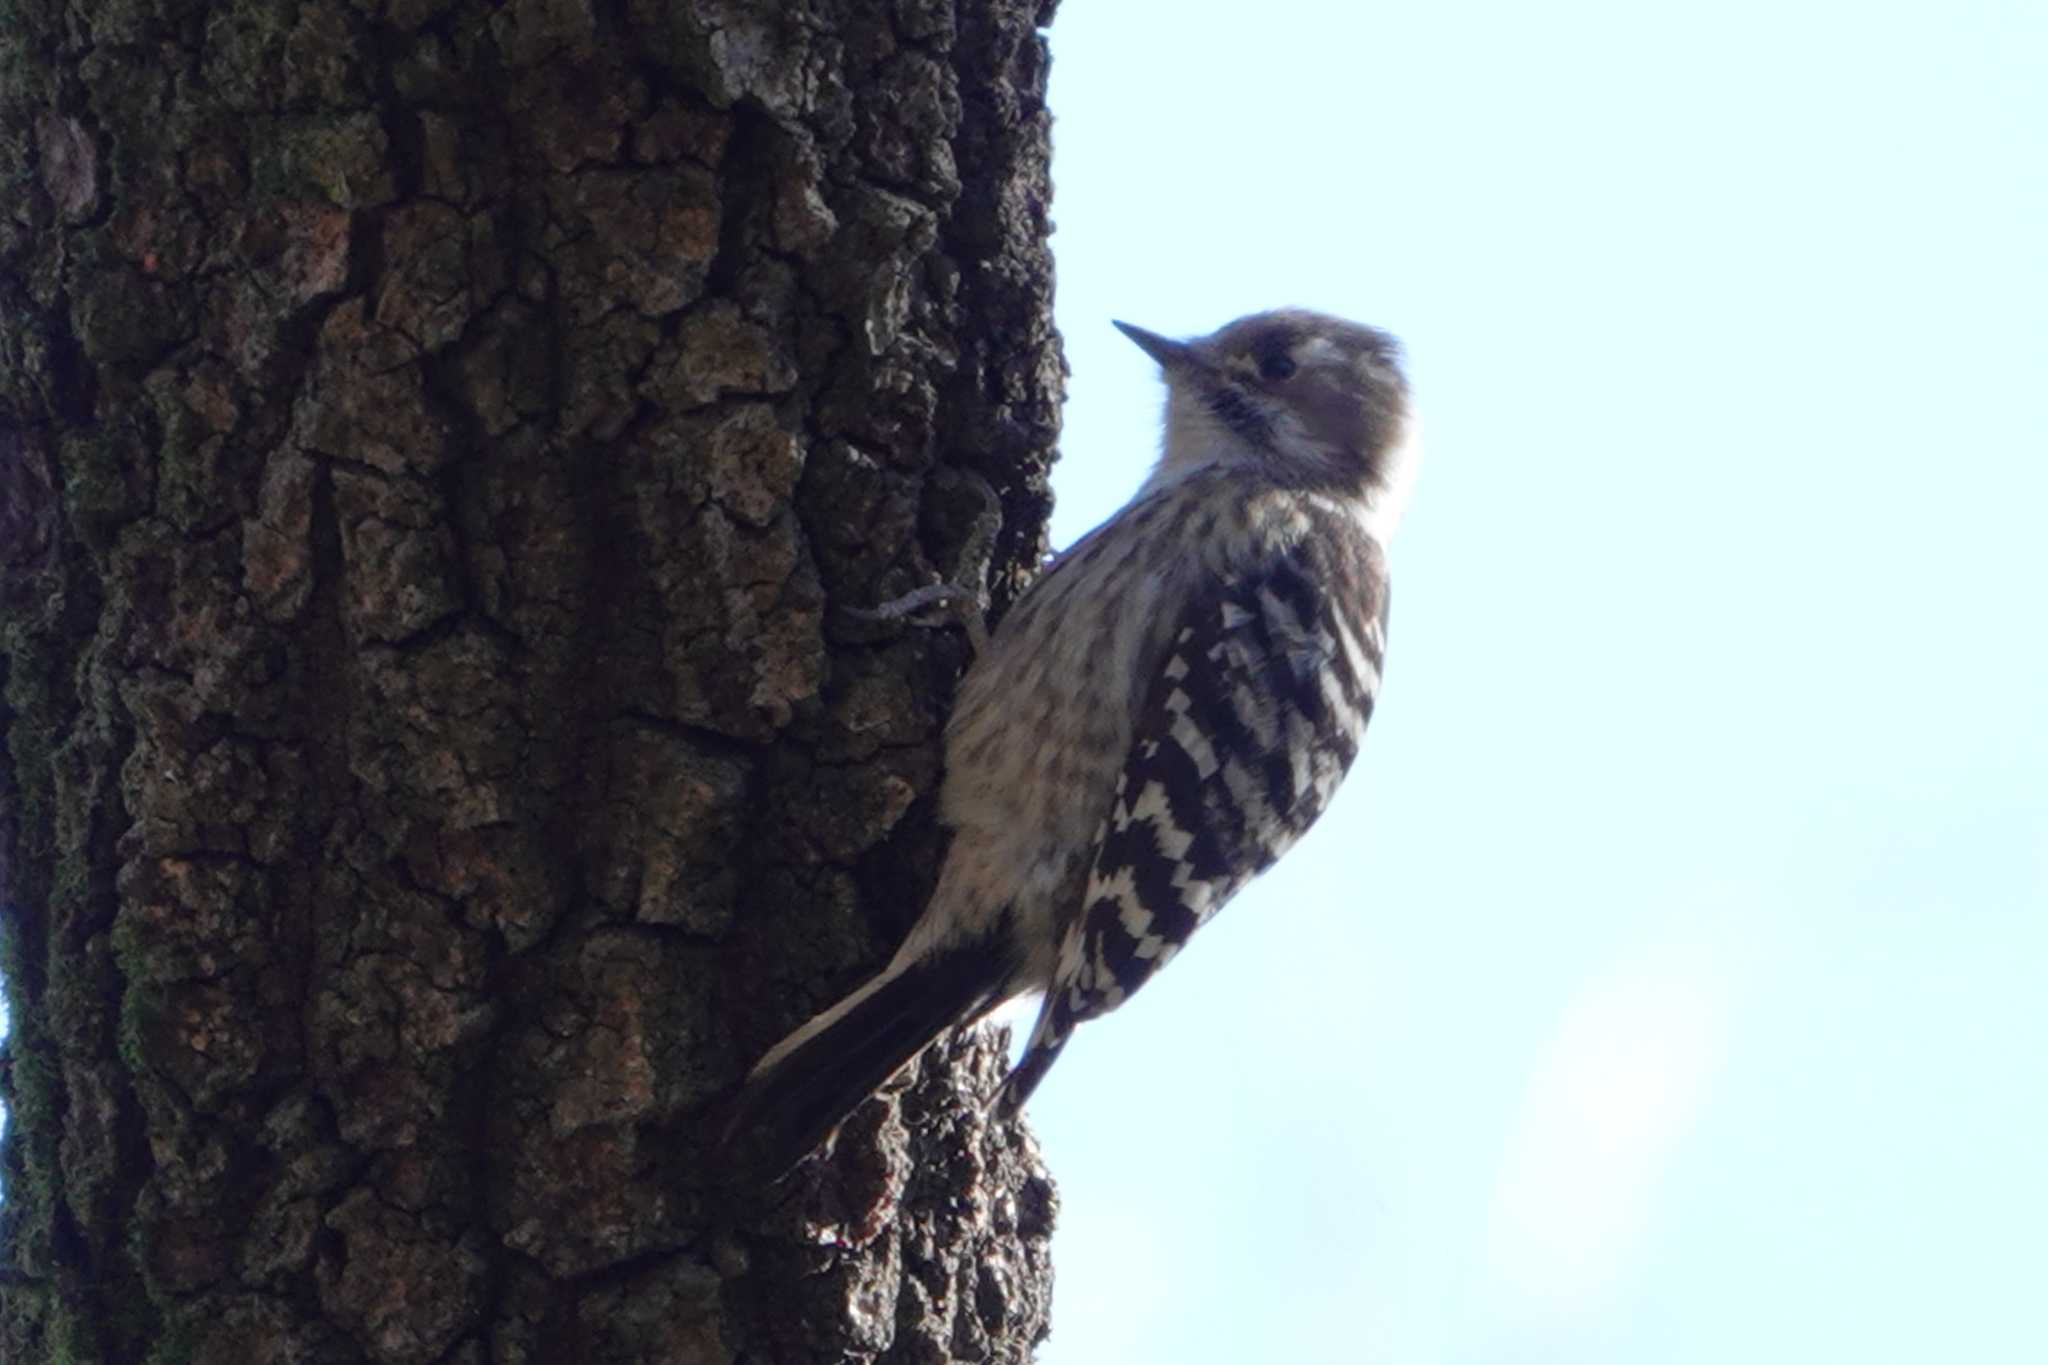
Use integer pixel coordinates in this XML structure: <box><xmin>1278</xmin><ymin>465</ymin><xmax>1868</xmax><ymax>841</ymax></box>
<box><xmin>852</xmin><ymin>582</ymin><xmax>990</xmax><ymax>654</ymax></box>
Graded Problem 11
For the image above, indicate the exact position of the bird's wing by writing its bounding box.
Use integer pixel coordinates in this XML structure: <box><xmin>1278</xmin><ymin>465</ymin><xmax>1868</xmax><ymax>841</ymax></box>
<box><xmin>1000</xmin><ymin>533</ymin><xmax>1388</xmax><ymax>1110</ymax></box>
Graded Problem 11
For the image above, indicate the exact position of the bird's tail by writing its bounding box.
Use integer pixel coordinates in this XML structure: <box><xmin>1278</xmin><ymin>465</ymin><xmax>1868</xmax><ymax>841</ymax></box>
<box><xmin>720</xmin><ymin>945</ymin><xmax>1002</xmax><ymax>1180</ymax></box>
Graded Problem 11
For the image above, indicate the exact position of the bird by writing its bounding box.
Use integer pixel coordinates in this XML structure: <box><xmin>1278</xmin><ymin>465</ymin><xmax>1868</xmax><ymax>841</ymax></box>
<box><xmin>723</xmin><ymin>308</ymin><xmax>1419</xmax><ymax>1177</ymax></box>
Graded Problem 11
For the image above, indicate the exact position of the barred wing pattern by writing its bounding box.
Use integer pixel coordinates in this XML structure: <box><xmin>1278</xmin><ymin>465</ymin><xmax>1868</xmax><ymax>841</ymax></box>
<box><xmin>1002</xmin><ymin>533</ymin><xmax>1388</xmax><ymax>1109</ymax></box>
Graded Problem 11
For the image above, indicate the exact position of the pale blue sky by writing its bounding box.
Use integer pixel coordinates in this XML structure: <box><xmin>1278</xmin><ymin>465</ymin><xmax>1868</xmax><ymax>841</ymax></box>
<box><xmin>1026</xmin><ymin>2</ymin><xmax>2047</xmax><ymax>1362</ymax></box>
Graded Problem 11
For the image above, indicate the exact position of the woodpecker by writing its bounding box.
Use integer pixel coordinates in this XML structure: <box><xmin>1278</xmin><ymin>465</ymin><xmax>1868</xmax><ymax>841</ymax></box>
<box><xmin>726</xmin><ymin>309</ymin><xmax>1419</xmax><ymax>1176</ymax></box>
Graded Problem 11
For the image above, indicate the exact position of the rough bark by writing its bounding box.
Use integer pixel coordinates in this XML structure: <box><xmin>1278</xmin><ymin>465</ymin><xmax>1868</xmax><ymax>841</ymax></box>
<box><xmin>0</xmin><ymin>2</ymin><xmax>1063</xmax><ymax>1362</ymax></box>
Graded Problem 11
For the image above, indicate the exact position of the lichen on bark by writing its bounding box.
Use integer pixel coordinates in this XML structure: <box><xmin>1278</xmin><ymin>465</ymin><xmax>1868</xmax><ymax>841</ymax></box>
<box><xmin>0</xmin><ymin>1</ymin><xmax>1065</xmax><ymax>1361</ymax></box>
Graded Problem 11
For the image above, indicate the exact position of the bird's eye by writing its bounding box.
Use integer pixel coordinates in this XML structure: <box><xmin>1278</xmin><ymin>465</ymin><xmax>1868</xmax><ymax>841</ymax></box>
<box><xmin>1259</xmin><ymin>352</ymin><xmax>1297</xmax><ymax>381</ymax></box>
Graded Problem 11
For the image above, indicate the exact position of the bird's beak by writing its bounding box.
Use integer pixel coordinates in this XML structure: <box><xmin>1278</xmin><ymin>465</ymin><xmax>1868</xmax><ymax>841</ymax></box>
<box><xmin>1113</xmin><ymin>320</ymin><xmax>1198</xmax><ymax>373</ymax></box>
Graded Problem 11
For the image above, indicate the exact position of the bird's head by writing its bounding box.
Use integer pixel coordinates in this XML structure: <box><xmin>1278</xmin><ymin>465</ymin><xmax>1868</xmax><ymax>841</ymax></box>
<box><xmin>1118</xmin><ymin>309</ymin><xmax>1420</xmax><ymax>533</ymax></box>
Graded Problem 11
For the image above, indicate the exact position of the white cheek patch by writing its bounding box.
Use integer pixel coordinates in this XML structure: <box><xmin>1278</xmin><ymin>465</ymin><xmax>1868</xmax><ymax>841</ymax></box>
<box><xmin>1297</xmin><ymin>335</ymin><xmax>1342</xmax><ymax>366</ymax></box>
<box><xmin>1360</xmin><ymin>410</ymin><xmax>1423</xmax><ymax>544</ymax></box>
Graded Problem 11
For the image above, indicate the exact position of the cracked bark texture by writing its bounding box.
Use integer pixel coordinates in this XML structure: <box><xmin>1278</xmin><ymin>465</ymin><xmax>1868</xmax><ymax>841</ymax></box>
<box><xmin>0</xmin><ymin>1</ymin><xmax>1063</xmax><ymax>1362</ymax></box>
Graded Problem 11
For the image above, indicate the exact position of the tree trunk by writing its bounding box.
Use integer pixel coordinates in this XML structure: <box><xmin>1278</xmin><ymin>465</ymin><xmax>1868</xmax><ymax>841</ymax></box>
<box><xmin>0</xmin><ymin>2</ymin><xmax>1062</xmax><ymax>1361</ymax></box>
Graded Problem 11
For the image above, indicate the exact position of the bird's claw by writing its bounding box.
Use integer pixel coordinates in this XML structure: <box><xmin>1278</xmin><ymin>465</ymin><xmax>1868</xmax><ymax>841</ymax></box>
<box><xmin>853</xmin><ymin>582</ymin><xmax>990</xmax><ymax>654</ymax></box>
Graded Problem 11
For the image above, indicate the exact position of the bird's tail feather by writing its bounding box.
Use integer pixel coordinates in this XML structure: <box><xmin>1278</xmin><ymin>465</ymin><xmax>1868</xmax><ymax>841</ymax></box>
<box><xmin>721</xmin><ymin>946</ymin><xmax>1001</xmax><ymax>1180</ymax></box>
<box><xmin>993</xmin><ymin>992</ymin><xmax>1070</xmax><ymax>1119</ymax></box>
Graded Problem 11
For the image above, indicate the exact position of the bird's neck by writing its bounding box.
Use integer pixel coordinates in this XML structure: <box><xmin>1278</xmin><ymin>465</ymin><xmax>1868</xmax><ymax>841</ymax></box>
<box><xmin>1143</xmin><ymin>406</ymin><xmax>1423</xmax><ymax>548</ymax></box>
